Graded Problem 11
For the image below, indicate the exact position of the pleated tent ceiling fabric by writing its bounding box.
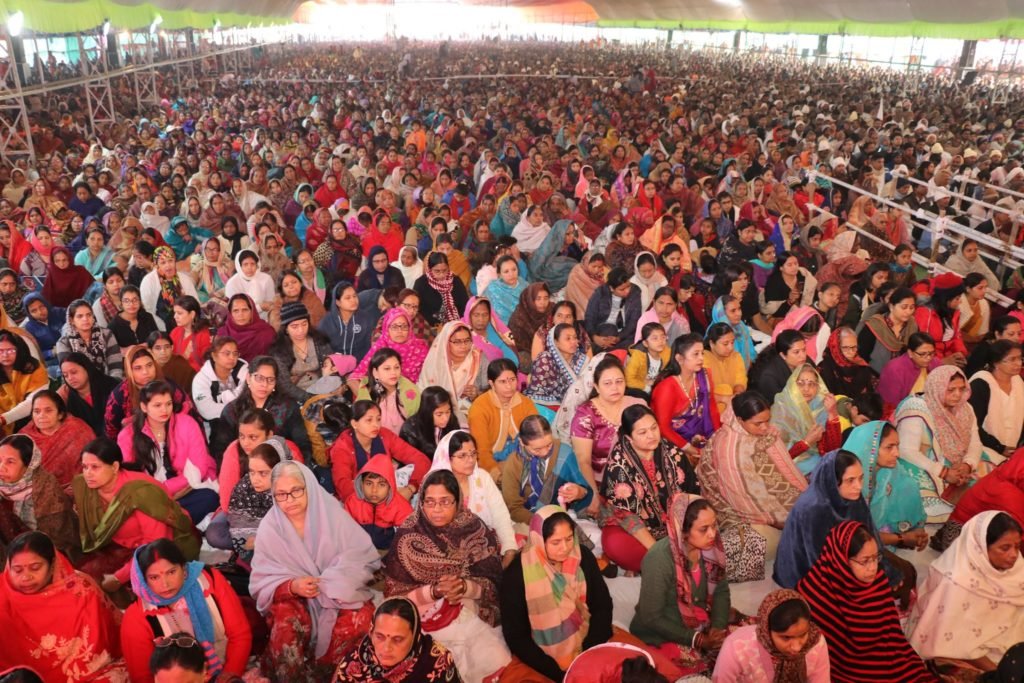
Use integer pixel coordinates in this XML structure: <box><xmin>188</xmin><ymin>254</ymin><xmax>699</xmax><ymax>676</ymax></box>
<box><xmin>11</xmin><ymin>0</ymin><xmax>1024</xmax><ymax>42</ymax></box>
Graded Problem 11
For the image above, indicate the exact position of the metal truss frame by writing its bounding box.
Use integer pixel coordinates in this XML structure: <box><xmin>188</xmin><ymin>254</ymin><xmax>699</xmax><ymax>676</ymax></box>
<box><xmin>0</xmin><ymin>35</ymin><xmax>35</xmax><ymax>168</ymax></box>
<box><xmin>0</xmin><ymin>41</ymin><xmax>262</xmax><ymax>166</ymax></box>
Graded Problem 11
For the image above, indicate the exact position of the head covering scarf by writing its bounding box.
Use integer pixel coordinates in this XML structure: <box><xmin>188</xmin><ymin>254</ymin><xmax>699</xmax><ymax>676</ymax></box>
<box><xmin>250</xmin><ymin>462</ymin><xmax>380</xmax><ymax>659</ymax></box>
<box><xmin>797</xmin><ymin>521</ymin><xmax>933</xmax><ymax>682</ymax></box>
<box><xmin>195</xmin><ymin>237</ymin><xmax>233</xmax><ymax>304</ymax></box>
<box><xmin>0</xmin><ymin>221</ymin><xmax>31</xmax><ymax>272</ymax></box>
<box><xmin>462</xmin><ymin>296</ymin><xmax>515</xmax><ymax>363</ymax></box>
<box><xmin>41</xmin><ymin>247</ymin><xmax>95</xmax><ymax>308</ymax></box>
<box><xmin>773</xmin><ymin>450</ymin><xmax>885</xmax><ymax>589</ymax></box>
<box><xmin>481</xmin><ymin>266</ymin><xmax>527</xmax><ymax>323</ymax></box>
<box><xmin>844</xmin><ymin>421</ymin><xmax>926</xmax><ymax>534</ymax></box>
<box><xmin>521</xmin><ymin>505</ymin><xmax>589</xmax><ymax>669</ymax></box>
<box><xmin>356</xmin><ymin>245</ymin><xmax>404</xmax><ymax>292</ymax></box>
<box><xmin>895</xmin><ymin>365</ymin><xmax>973</xmax><ymax>464</ymax></box>
<box><xmin>629</xmin><ymin>251</ymin><xmax>668</xmax><ymax>311</ymax></box>
<box><xmin>0</xmin><ymin>551</ymin><xmax>125</xmax><ymax>683</ymax></box>
<box><xmin>508</xmin><ymin>283</ymin><xmax>552</xmax><ymax>355</ymax></box>
<box><xmin>418</xmin><ymin>322</ymin><xmax>483</xmax><ymax>425</ymax></box>
<box><xmin>165</xmin><ymin>216</ymin><xmax>212</xmax><ymax>261</ymax></box>
<box><xmin>769</xmin><ymin>364</ymin><xmax>831</xmax><ymax>467</ymax></box>
<box><xmin>709</xmin><ymin>296</ymin><xmax>756</xmax><ymax>369</ymax></box>
<box><xmin>130</xmin><ymin>549</ymin><xmax>223</xmax><ymax>677</ymax></box>
<box><xmin>153</xmin><ymin>245</ymin><xmax>184</xmax><ymax>313</ymax></box>
<box><xmin>818</xmin><ymin>327</ymin><xmax>876</xmax><ymax>397</ymax></box>
<box><xmin>425</xmin><ymin>260</ymin><xmax>460</xmax><ymax>324</ymax></box>
<box><xmin>666</xmin><ymin>493</ymin><xmax>727</xmax><ymax>628</ymax></box>
<box><xmin>530</xmin><ymin>220</ymin><xmax>580</xmax><ymax>293</ymax></box>
<box><xmin>217</xmin><ymin>294</ymin><xmax>276</xmax><ymax>361</ymax></box>
<box><xmin>0</xmin><ymin>438</ymin><xmax>42</xmax><ymax>527</ymax></box>
<box><xmin>383</xmin><ymin>483</ymin><xmax>503</xmax><ymax>628</ymax></box>
<box><xmin>334</xmin><ymin>597</ymin><xmax>459</xmax><ymax>682</ymax></box>
<box><xmin>525</xmin><ymin>326</ymin><xmax>587</xmax><ymax>405</ymax></box>
<box><xmin>908</xmin><ymin>510</ymin><xmax>1024</xmax><ymax>662</ymax></box>
<box><xmin>392</xmin><ymin>245</ymin><xmax>423</xmax><ymax>289</ymax></box>
<box><xmin>351</xmin><ymin>308</ymin><xmax>429</xmax><ymax>382</ymax></box>
<box><xmin>770</xmin><ymin>306</ymin><xmax>824</xmax><ymax>362</ymax></box>
<box><xmin>428</xmin><ymin>430</ymin><xmax>506</xmax><ymax>531</ymax></box>
<box><xmin>565</xmin><ymin>252</ymin><xmax>605</xmax><ymax>319</ymax></box>
<box><xmin>755</xmin><ymin>590</ymin><xmax>823</xmax><ymax>683</ymax></box>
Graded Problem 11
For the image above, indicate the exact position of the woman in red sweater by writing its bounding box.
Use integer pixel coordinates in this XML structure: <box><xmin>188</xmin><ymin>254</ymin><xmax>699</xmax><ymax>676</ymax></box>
<box><xmin>170</xmin><ymin>295</ymin><xmax>212</xmax><ymax>372</ymax></box>
<box><xmin>329</xmin><ymin>399</ymin><xmax>430</xmax><ymax>503</ymax></box>
<box><xmin>121</xmin><ymin>538</ymin><xmax>252</xmax><ymax>683</ymax></box>
<box><xmin>650</xmin><ymin>334</ymin><xmax>721</xmax><ymax>461</ymax></box>
<box><xmin>914</xmin><ymin>274</ymin><xmax>968</xmax><ymax>366</ymax></box>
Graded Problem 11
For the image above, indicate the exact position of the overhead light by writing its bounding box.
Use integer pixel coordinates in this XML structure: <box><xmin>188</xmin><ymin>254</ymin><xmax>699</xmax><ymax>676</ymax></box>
<box><xmin>102</xmin><ymin>19</ymin><xmax>111</xmax><ymax>36</ymax></box>
<box><xmin>150</xmin><ymin>14</ymin><xmax>162</xmax><ymax>34</ymax></box>
<box><xmin>8</xmin><ymin>11</ymin><xmax>24</xmax><ymax>38</ymax></box>
<box><xmin>213</xmin><ymin>19</ymin><xmax>222</xmax><ymax>31</ymax></box>
<box><xmin>714</xmin><ymin>0</ymin><xmax>742</xmax><ymax>6</ymax></box>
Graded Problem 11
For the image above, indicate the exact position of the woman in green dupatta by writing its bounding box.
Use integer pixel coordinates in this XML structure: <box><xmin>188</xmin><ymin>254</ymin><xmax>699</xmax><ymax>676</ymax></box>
<box><xmin>72</xmin><ymin>437</ymin><xmax>198</xmax><ymax>594</ymax></box>
<box><xmin>844</xmin><ymin>420</ymin><xmax>929</xmax><ymax>552</ymax></box>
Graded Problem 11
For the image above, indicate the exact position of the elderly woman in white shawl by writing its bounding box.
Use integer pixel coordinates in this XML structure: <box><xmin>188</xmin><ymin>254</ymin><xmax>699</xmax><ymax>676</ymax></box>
<box><xmin>510</xmin><ymin>204</ymin><xmax>551</xmax><ymax>254</ymax></box>
<box><xmin>417</xmin><ymin>321</ymin><xmax>488</xmax><ymax>426</ymax></box>
<box><xmin>250</xmin><ymin>461</ymin><xmax>380</xmax><ymax>681</ymax></box>
<box><xmin>392</xmin><ymin>245</ymin><xmax>424</xmax><ymax>289</ymax></box>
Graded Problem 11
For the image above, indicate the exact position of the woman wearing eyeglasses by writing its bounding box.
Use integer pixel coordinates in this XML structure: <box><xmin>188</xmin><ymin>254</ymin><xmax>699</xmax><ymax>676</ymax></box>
<box><xmin>417</xmin><ymin>321</ymin><xmax>487</xmax><ymax>427</ymax></box>
<box><xmin>218</xmin><ymin>356</ymin><xmax>313</xmax><ymax>463</ymax></box>
<box><xmin>817</xmin><ymin>327</ymin><xmax>878</xmax><ymax>398</ymax></box>
<box><xmin>120</xmin><ymin>538</ymin><xmax>252</xmax><ymax>683</ymax></box>
<box><xmin>797</xmin><ymin>521</ymin><xmax>932</xmax><ymax>682</ymax></box>
<box><xmin>774</xmin><ymin>450</ymin><xmax>915</xmax><ymax>606</ymax></box>
<box><xmin>251</xmin><ymin>461</ymin><xmax>379</xmax><ymax>681</ymax></box>
<box><xmin>770</xmin><ymin>364</ymin><xmax>843</xmax><ymax>476</ymax></box>
<box><xmin>0</xmin><ymin>531</ymin><xmax>129</xmax><ymax>682</ymax></box>
<box><xmin>383</xmin><ymin>469</ymin><xmax>510</xmax><ymax>683</ymax></box>
<box><xmin>0</xmin><ymin>331</ymin><xmax>47</xmax><ymax>436</ymax></box>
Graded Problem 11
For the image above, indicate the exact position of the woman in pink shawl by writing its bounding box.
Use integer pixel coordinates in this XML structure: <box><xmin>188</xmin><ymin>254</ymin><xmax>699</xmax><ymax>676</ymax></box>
<box><xmin>462</xmin><ymin>296</ymin><xmax>518</xmax><ymax>363</ymax></box>
<box><xmin>350</xmin><ymin>308</ymin><xmax>429</xmax><ymax>382</ymax></box>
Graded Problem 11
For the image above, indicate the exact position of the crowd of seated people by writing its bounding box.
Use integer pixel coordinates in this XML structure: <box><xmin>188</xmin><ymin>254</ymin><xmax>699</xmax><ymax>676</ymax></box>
<box><xmin>1</xmin><ymin>37</ymin><xmax>1024</xmax><ymax>682</ymax></box>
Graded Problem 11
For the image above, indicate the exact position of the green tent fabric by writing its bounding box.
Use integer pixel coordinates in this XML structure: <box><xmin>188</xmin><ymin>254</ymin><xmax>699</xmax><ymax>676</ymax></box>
<box><xmin>1</xmin><ymin>0</ymin><xmax>290</xmax><ymax>33</ymax></box>
<box><xmin>596</xmin><ymin>18</ymin><xmax>1024</xmax><ymax>40</ymax></box>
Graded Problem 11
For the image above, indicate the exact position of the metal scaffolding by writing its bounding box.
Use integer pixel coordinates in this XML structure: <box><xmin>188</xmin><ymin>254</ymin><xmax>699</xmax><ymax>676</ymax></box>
<box><xmin>0</xmin><ymin>34</ymin><xmax>34</xmax><ymax>168</ymax></box>
<box><xmin>0</xmin><ymin>40</ymin><xmax>263</xmax><ymax>166</ymax></box>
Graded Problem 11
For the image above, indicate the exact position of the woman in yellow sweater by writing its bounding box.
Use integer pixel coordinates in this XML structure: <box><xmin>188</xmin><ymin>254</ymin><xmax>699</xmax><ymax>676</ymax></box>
<box><xmin>467</xmin><ymin>357</ymin><xmax>539</xmax><ymax>481</ymax></box>
<box><xmin>703</xmin><ymin>321</ymin><xmax>748</xmax><ymax>416</ymax></box>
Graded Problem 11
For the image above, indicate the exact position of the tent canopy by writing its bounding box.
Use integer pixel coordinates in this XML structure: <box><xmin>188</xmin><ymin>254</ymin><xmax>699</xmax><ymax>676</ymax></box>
<box><xmin>12</xmin><ymin>0</ymin><xmax>1024</xmax><ymax>38</ymax></box>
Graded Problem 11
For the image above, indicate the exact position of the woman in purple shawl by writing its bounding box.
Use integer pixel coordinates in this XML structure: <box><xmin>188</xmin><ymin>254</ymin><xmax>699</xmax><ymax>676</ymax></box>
<box><xmin>250</xmin><ymin>461</ymin><xmax>379</xmax><ymax>681</ymax></box>
<box><xmin>877</xmin><ymin>332</ymin><xmax>940</xmax><ymax>413</ymax></box>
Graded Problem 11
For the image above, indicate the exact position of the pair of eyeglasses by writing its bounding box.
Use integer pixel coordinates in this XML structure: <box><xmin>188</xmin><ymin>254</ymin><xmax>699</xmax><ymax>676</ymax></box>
<box><xmin>273</xmin><ymin>487</ymin><xmax>306</xmax><ymax>502</ymax></box>
<box><xmin>251</xmin><ymin>374</ymin><xmax>276</xmax><ymax>386</ymax></box>
<box><xmin>422</xmin><ymin>498</ymin><xmax>456</xmax><ymax>509</ymax></box>
<box><xmin>155</xmin><ymin>634</ymin><xmax>198</xmax><ymax>649</ymax></box>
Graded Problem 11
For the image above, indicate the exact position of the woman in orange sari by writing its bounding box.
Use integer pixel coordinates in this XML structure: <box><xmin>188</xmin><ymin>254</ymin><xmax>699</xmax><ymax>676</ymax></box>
<box><xmin>0</xmin><ymin>531</ymin><xmax>128</xmax><ymax>682</ymax></box>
